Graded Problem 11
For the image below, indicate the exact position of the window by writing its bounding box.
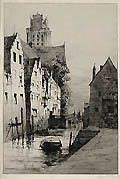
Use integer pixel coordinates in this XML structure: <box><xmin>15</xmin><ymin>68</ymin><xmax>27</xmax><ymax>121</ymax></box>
<box><xmin>14</xmin><ymin>93</ymin><xmax>17</xmax><ymax>104</ymax></box>
<box><xmin>42</xmin><ymin>77</ymin><xmax>44</xmax><ymax>87</ymax></box>
<box><xmin>31</xmin><ymin>94</ymin><xmax>33</xmax><ymax>100</ymax></box>
<box><xmin>37</xmin><ymin>96</ymin><xmax>39</xmax><ymax>100</ymax></box>
<box><xmin>19</xmin><ymin>55</ymin><xmax>22</xmax><ymax>64</ymax></box>
<box><xmin>20</xmin><ymin>94</ymin><xmax>23</xmax><ymax>98</ymax></box>
<box><xmin>37</xmin><ymin>43</ymin><xmax>39</xmax><ymax>45</ymax></box>
<box><xmin>27</xmin><ymin>60</ymin><xmax>29</xmax><ymax>65</ymax></box>
<box><xmin>20</xmin><ymin>94</ymin><xmax>23</xmax><ymax>101</ymax></box>
<box><xmin>35</xmin><ymin>71</ymin><xmax>37</xmax><ymax>76</ymax></box>
<box><xmin>98</xmin><ymin>91</ymin><xmax>101</xmax><ymax>97</ymax></box>
<box><xmin>41</xmin><ymin>34</ymin><xmax>44</xmax><ymax>42</ymax></box>
<box><xmin>108</xmin><ymin>106</ymin><xmax>114</xmax><ymax>113</ymax></box>
<box><xmin>17</xmin><ymin>41</ymin><xmax>19</xmax><ymax>50</ymax></box>
<box><xmin>27</xmin><ymin>33</ymin><xmax>29</xmax><ymax>43</ymax></box>
<box><xmin>41</xmin><ymin>43</ymin><xmax>43</xmax><ymax>46</ymax></box>
<box><xmin>95</xmin><ymin>107</ymin><xmax>99</xmax><ymax>112</ymax></box>
<box><xmin>36</xmin><ymin>83</ymin><xmax>39</xmax><ymax>90</ymax></box>
<box><xmin>46</xmin><ymin>79</ymin><xmax>48</xmax><ymax>93</ymax></box>
<box><xmin>50</xmin><ymin>84</ymin><xmax>51</xmax><ymax>95</ymax></box>
<box><xmin>5</xmin><ymin>92</ymin><xmax>8</xmax><ymax>102</ymax></box>
<box><xmin>32</xmin><ymin>82</ymin><xmax>34</xmax><ymax>86</ymax></box>
<box><xmin>33</xmin><ymin>34</ymin><xmax>35</xmax><ymax>41</ymax></box>
<box><xmin>6</xmin><ymin>73</ymin><xmax>9</xmax><ymax>81</ymax></box>
<box><xmin>19</xmin><ymin>76</ymin><xmax>22</xmax><ymax>83</ymax></box>
<box><xmin>13</xmin><ymin>52</ymin><xmax>16</xmax><ymax>62</ymax></box>
<box><xmin>32</xmin><ymin>108</ymin><xmax>37</xmax><ymax>117</ymax></box>
<box><xmin>37</xmin><ymin>34</ymin><xmax>39</xmax><ymax>41</ymax></box>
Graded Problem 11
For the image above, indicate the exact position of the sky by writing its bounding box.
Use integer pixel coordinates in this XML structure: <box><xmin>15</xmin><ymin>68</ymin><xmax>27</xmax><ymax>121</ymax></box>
<box><xmin>4</xmin><ymin>3</ymin><xmax>118</xmax><ymax>113</ymax></box>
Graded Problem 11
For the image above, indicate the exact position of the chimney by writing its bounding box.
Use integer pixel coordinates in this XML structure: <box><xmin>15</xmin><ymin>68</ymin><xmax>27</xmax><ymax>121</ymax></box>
<box><xmin>100</xmin><ymin>65</ymin><xmax>103</xmax><ymax>71</ymax></box>
<box><xmin>92</xmin><ymin>63</ymin><xmax>96</xmax><ymax>80</ymax></box>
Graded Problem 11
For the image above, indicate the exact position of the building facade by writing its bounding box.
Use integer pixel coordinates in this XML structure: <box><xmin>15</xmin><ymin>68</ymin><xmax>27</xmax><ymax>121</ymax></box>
<box><xmin>21</xmin><ymin>39</ymin><xmax>61</xmax><ymax>134</ymax></box>
<box><xmin>102</xmin><ymin>80</ymin><xmax>118</xmax><ymax>128</ymax></box>
<box><xmin>4</xmin><ymin>33</ymin><xmax>26</xmax><ymax>141</ymax></box>
<box><xmin>89</xmin><ymin>57</ymin><xmax>117</xmax><ymax>127</ymax></box>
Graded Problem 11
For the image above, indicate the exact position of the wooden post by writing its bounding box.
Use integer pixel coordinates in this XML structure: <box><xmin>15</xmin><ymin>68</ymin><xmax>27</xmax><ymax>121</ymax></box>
<box><xmin>21</xmin><ymin>108</ymin><xmax>24</xmax><ymax>147</ymax></box>
<box><xmin>11</xmin><ymin>123</ymin><xmax>14</xmax><ymax>143</ymax></box>
<box><xmin>31</xmin><ymin>115</ymin><xmax>34</xmax><ymax>141</ymax></box>
<box><xmin>26</xmin><ymin>91</ymin><xmax>31</xmax><ymax>144</ymax></box>
<box><xmin>15</xmin><ymin>117</ymin><xmax>19</xmax><ymax>142</ymax></box>
<box><xmin>69</xmin><ymin>131</ymin><xmax>72</xmax><ymax>153</ymax></box>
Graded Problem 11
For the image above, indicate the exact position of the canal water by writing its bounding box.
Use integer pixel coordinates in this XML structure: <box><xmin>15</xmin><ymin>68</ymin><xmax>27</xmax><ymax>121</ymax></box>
<box><xmin>4</xmin><ymin>127</ymin><xmax>80</xmax><ymax>174</ymax></box>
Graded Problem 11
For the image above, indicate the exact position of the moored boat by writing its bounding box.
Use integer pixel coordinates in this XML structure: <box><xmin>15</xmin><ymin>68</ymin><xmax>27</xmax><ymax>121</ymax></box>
<box><xmin>40</xmin><ymin>136</ymin><xmax>62</xmax><ymax>152</ymax></box>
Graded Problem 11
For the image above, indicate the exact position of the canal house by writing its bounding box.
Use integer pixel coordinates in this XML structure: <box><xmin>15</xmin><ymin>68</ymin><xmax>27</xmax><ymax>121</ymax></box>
<box><xmin>89</xmin><ymin>57</ymin><xmax>117</xmax><ymax>127</ymax></box>
<box><xmin>4</xmin><ymin>33</ymin><xmax>26</xmax><ymax>141</ymax></box>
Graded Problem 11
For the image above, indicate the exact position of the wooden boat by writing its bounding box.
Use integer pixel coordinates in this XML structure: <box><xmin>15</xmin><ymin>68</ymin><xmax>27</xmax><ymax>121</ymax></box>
<box><xmin>40</xmin><ymin>136</ymin><xmax>62</xmax><ymax>152</ymax></box>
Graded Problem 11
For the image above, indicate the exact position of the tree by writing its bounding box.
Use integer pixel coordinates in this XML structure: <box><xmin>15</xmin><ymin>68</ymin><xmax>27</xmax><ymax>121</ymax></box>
<box><xmin>42</xmin><ymin>55</ymin><xmax>72</xmax><ymax>116</ymax></box>
<box><xmin>52</xmin><ymin>56</ymin><xmax>71</xmax><ymax>116</ymax></box>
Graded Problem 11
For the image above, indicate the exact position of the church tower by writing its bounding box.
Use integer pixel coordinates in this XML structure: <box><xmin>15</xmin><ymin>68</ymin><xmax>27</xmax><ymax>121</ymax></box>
<box><xmin>26</xmin><ymin>13</ymin><xmax>51</xmax><ymax>48</ymax></box>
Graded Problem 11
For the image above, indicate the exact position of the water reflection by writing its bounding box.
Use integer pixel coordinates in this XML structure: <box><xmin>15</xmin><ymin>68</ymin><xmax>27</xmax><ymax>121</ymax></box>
<box><xmin>4</xmin><ymin>128</ymin><xmax>78</xmax><ymax>173</ymax></box>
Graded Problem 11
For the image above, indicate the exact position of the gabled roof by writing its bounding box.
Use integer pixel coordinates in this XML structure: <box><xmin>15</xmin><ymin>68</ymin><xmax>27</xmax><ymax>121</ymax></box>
<box><xmin>34</xmin><ymin>44</ymin><xmax>65</xmax><ymax>67</ymax></box>
<box><xmin>89</xmin><ymin>57</ymin><xmax>117</xmax><ymax>86</ymax></box>
<box><xmin>20</xmin><ymin>39</ymin><xmax>38</xmax><ymax>59</ymax></box>
<box><xmin>4</xmin><ymin>34</ymin><xmax>17</xmax><ymax>73</ymax></box>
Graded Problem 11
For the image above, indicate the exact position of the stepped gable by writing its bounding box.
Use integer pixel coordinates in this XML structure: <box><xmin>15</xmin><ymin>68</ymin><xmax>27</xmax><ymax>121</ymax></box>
<box><xmin>20</xmin><ymin>39</ymin><xmax>40</xmax><ymax>90</ymax></box>
<box><xmin>89</xmin><ymin>57</ymin><xmax>117</xmax><ymax>86</ymax></box>
<box><xmin>34</xmin><ymin>44</ymin><xmax>65</xmax><ymax>67</ymax></box>
<box><xmin>4</xmin><ymin>34</ymin><xmax>17</xmax><ymax>74</ymax></box>
<box><xmin>20</xmin><ymin>39</ymin><xmax>40</xmax><ymax>77</ymax></box>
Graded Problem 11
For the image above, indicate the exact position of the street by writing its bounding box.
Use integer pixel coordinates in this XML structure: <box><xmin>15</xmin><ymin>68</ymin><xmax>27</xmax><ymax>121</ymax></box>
<box><xmin>50</xmin><ymin>128</ymin><xmax>118</xmax><ymax>174</ymax></box>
